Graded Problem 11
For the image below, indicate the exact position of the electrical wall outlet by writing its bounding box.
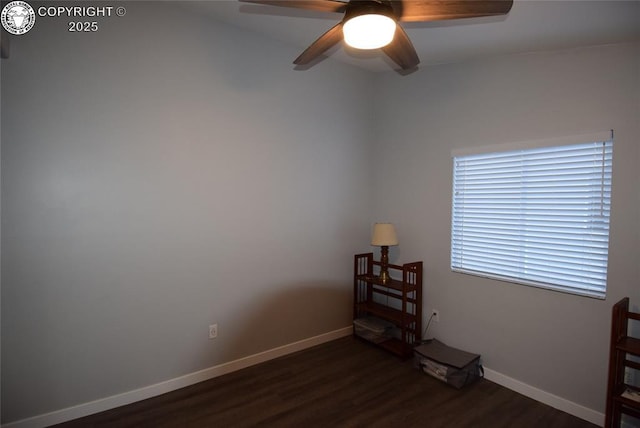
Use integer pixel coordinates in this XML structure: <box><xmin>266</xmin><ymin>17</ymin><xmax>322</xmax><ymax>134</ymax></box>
<box><xmin>209</xmin><ymin>323</ymin><xmax>218</xmax><ymax>339</ymax></box>
<box><xmin>432</xmin><ymin>310</ymin><xmax>440</xmax><ymax>323</ymax></box>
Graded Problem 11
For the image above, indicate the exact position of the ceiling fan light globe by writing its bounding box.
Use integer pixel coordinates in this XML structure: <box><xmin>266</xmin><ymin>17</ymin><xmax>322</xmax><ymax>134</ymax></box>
<box><xmin>343</xmin><ymin>14</ymin><xmax>396</xmax><ymax>50</ymax></box>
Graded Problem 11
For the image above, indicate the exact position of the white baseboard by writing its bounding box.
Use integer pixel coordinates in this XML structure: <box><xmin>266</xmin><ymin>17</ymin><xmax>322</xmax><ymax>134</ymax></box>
<box><xmin>483</xmin><ymin>367</ymin><xmax>604</xmax><ymax>427</ymax></box>
<box><xmin>2</xmin><ymin>327</ymin><xmax>353</xmax><ymax>428</ymax></box>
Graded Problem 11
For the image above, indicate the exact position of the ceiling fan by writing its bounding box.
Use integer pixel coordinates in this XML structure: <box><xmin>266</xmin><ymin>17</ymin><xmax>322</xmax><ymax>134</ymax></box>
<box><xmin>239</xmin><ymin>0</ymin><xmax>514</xmax><ymax>71</ymax></box>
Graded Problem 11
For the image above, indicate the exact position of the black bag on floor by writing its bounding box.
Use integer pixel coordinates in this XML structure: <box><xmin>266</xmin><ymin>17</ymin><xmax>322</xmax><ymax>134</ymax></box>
<box><xmin>413</xmin><ymin>339</ymin><xmax>483</xmax><ymax>389</ymax></box>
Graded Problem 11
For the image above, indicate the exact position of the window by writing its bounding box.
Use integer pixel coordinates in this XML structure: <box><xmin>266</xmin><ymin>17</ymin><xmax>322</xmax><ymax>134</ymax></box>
<box><xmin>451</xmin><ymin>131</ymin><xmax>613</xmax><ymax>299</ymax></box>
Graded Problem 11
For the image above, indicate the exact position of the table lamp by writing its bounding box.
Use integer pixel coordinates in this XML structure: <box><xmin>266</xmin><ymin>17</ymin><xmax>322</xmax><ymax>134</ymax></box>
<box><xmin>371</xmin><ymin>223</ymin><xmax>398</xmax><ymax>283</ymax></box>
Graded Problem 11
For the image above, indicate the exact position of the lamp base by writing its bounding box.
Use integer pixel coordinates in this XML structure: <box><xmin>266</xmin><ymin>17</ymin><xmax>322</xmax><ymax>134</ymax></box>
<box><xmin>379</xmin><ymin>245</ymin><xmax>391</xmax><ymax>283</ymax></box>
<box><xmin>379</xmin><ymin>269</ymin><xmax>391</xmax><ymax>284</ymax></box>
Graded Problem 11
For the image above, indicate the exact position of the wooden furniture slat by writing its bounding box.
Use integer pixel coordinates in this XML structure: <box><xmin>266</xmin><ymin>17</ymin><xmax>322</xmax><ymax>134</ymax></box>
<box><xmin>617</xmin><ymin>337</ymin><xmax>640</xmax><ymax>355</ymax></box>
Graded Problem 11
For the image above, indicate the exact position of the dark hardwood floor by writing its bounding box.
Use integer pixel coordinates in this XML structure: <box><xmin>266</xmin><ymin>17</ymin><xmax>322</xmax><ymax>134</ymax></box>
<box><xmin>53</xmin><ymin>336</ymin><xmax>598</xmax><ymax>428</ymax></box>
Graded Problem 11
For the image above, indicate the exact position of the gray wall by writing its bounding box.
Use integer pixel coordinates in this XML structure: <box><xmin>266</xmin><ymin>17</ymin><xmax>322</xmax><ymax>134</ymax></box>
<box><xmin>1</xmin><ymin>3</ymin><xmax>373</xmax><ymax>423</ymax></box>
<box><xmin>370</xmin><ymin>42</ymin><xmax>640</xmax><ymax>412</ymax></box>
<box><xmin>3</xmin><ymin>0</ymin><xmax>640</xmax><ymax>424</ymax></box>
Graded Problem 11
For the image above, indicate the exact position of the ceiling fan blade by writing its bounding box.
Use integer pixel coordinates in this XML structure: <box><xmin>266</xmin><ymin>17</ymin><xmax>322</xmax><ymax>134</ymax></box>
<box><xmin>392</xmin><ymin>0</ymin><xmax>513</xmax><ymax>22</ymax></box>
<box><xmin>294</xmin><ymin>22</ymin><xmax>344</xmax><ymax>65</ymax></box>
<box><xmin>239</xmin><ymin>0</ymin><xmax>347</xmax><ymax>14</ymax></box>
<box><xmin>382</xmin><ymin>26</ymin><xmax>420</xmax><ymax>70</ymax></box>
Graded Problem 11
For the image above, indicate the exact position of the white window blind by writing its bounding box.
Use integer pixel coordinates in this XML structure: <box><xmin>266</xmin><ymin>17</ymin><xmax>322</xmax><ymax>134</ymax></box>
<box><xmin>451</xmin><ymin>134</ymin><xmax>613</xmax><ymax>299</ymax></box>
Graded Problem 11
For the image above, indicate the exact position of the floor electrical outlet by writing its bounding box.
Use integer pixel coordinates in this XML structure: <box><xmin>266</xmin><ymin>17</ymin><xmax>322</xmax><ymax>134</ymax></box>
<box><xmin>209</xmin><ymin>324</ymin><xmax>218</xmax><ymax>339</ymax></box>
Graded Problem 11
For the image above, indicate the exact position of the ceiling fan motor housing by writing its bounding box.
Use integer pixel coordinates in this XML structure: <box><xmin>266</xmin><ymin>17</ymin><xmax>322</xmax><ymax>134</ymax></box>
<box><xmin>342</xmin><ymin>0</ymin><xmax>398</xmax><ymax>49</ymax></box>
<box><xmin>343</xmin><ymin>0</ymin><xmax>397</xmax><ymax>23</ymax></box>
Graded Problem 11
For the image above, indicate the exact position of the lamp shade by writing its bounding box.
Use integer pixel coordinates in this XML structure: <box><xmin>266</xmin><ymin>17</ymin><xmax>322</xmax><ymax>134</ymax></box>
<box><xmin>371</xmin><ymin>223</ymin><xmax>398</xmax><ymax>246</ymax></box>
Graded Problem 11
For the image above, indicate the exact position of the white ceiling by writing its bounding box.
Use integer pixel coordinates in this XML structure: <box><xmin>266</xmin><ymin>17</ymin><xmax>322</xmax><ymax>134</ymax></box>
<box><xmin>194</xmin><ymin>0</ymin><xmax>640</xmax><ymax>73</ymax></box>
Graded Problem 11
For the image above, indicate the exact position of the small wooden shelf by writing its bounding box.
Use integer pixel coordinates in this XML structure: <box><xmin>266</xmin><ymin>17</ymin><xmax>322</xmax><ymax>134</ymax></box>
<box><xmin>353</xmin><ymin>253</ymin><xmax>422</xmax><ymax>358</ymax></box>
<box><xmin>616</xmin><ymin>337</ymin><xmax>640</xmax><ymax>355</ymax></box>
<box><xmin>355</xmin><ymin>274</ymin><xmax>419</xmax><ymax>293</ymax></box>
<box><xmin>355</xmin><ymin>301</ymin><xmax>417</xmax><ymax>327</ymax></box>
<box><xmin>605</xmin><ymin>297</ymin><xmax>640</xmax><ymax>427</ymax></box>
